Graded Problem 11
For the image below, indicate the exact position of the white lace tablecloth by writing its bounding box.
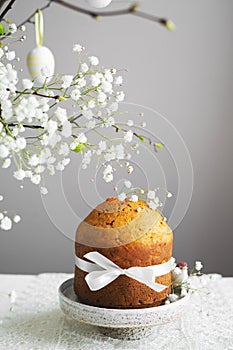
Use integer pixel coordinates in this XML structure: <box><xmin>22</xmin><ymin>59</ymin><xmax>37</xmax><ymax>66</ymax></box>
<box><xmin>0</xmin><ymin>273</ymin><xmax>233</xmax><ymax>350</ymax></box>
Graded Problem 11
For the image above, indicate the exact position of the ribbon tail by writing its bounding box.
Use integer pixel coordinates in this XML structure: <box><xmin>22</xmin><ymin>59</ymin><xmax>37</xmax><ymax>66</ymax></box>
<box><xmin>85</xmin><ymin>269</ymin><xmax>120</xmax><ymax>291</ymax></box>
<box><xmin>126</xmin><ymin>269</ymin><xmax>168</xmax><ymax>292</ymax></box>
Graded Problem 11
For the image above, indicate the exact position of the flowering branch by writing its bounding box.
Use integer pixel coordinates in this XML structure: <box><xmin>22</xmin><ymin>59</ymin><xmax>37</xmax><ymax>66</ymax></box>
<box><xmin>0</xmin><ymin>4</ymin><xmax>173</xmax><ymax>231</ymax></box>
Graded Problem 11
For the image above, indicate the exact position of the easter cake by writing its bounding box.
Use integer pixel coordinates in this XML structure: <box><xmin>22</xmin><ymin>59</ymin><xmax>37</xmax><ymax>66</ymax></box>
<box><xmin>74</xmin><ymin>197</ymin><xmax>173</xmax><ymax>309</ymax></box>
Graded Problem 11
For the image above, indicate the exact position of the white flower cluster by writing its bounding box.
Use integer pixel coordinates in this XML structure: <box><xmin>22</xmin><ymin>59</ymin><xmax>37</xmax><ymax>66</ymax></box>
<box><xmin>0</xmin><ymin>194</ymin><xmax>20</xmax><ymax>231</ymax></box>
<box><xmin>0</xmin><ymin>24</ymin><xmax>160</xmax><ymax>230</ymax></box>
<box><xmin>116</xmin><ymin>182</ymin><xmax>172</xmax><ymax>210</ymax></box>
<box><xmin>165</xmin><ymin>258</ymin><xmax>204</xmax><ymax>304</ymax></box>
<box><xmin>0</xmin><ymin>30</ymin><xmax>129</xmax><ymax>196</ymax></box>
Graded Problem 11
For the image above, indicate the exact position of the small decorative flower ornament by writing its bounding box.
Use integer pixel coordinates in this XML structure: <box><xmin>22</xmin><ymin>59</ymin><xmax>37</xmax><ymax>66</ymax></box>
<box><xmin>86</xmin><ymin>0</ymin><xmax>113</xmax><ymax>8</ymax></box>
<box><xmin>27</xmin><ymin>10</ymin><xmax>55</xmax><ymax>85</ymax></box>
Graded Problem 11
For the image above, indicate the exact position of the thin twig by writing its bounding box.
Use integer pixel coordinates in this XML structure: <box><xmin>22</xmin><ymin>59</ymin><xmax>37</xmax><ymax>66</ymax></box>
<box><xmin>50</xmin><ymin>0</ymin><xmax>170</xmax><ymax>28</ymax></box>
<box><xmin>0</xmin><ymin>0</ymin><xmax>174</xmax><ymax>41</ymax></box>
<box><xmin>8</xmin><ymin>123</ymin><xmax>43</xmax><ymax>129</ymax></box>
<box><xmin>0</xmin><ymin>0</ymin><xmax>16</xmax><ymax>21</ymax></box>
<box><xmin>1</xmin><ymin>0</ymin><xmax>173</xmax><ymax>37</ymax></box>
<box><xmin>51</xmin><ymin>0</ymin><xmax>137</xmax><ymax>18</ymax></box>
<box><xmin>15</xmin><ymin>90</ymin><xmax>61</xmax><ymax>100</ymax></box>
<box><xmin>17</xmin><ymin>1</ymin><xmax>52</xmax><ymax>28</ymax></box>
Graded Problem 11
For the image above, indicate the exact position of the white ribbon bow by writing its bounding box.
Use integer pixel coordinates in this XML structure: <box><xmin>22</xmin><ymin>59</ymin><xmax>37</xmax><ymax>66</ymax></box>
<box><xmin>75</xmin><ymin>251</ymin><xmax>172</xmax><ymax>292</ymax></box>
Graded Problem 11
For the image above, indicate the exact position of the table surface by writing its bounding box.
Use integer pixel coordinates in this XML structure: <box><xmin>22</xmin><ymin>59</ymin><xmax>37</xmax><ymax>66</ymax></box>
<box><xmin>0</xmin><ymin>273</ymin><xmax>233</xmax><ymax>350</ymax></box>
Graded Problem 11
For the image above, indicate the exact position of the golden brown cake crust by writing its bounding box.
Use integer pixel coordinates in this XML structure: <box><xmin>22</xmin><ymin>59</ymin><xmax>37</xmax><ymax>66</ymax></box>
<box><xmin>83</xmin><ymin>197</ymin><xmax>148</xmax><ymax>228</ymax></box>
<box><xmin>74</xmin><ymin>198</ymin><xmax>173</xmax><ymax>308</ymax></box>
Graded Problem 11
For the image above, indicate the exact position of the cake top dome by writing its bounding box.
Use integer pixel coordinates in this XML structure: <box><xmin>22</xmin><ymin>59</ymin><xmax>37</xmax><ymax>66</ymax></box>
<box><xmin>83</xmin><ymin>197</ymin><xmax>148</xmax><ymax>229</ymax></box>
<box><xmin>76</xmin><ymin>197</ymin><xmax>170</xmax><ymax>248</ymax></box>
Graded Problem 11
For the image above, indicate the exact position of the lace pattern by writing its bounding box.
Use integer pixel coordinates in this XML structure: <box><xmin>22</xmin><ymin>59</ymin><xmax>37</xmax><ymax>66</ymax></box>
<box><xmin>0</xmin><ymin>273</ymin><xmax>233</xmax><ymax>350</ymax></box>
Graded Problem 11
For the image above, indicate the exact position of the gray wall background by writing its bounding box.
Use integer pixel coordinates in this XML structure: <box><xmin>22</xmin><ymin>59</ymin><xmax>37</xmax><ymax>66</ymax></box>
<box><xmin>0</xmin><ymin>0</ymin><xmax>233</xmax><ymax>275</ymax></box>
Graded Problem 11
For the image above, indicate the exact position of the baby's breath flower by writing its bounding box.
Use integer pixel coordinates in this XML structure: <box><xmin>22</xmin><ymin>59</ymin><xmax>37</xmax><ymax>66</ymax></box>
<box><xmin>61</xmin><ymin>75</ymin><xmax>73</xmax><ymax>89</ymax></box>
<box><xmin>180</xmin><ymin>288</ymin><xmax>188</xmax><ymax>297</ymax></box>
<box><xmin>88</xmin><ymin>56</ymin><xmax>99</xmax><ymax>66</ymax></box>
<box><xmin>102</xmin><ymin>80</ymin><xmax>112</xmax><ymax>94</ymax></box>
<box><xmin>195</xmin><ymin>261</ymin><xmax>203</xmax><ymax>271</ymax></box>
<box><xmin>124</xmin><ymin>180</ymin><xmax>132</xmax><ymax>189</ymax></box>
<box><xmin>13</xmin><ymin>215</ymin><xmax>21</xmax><ymax>223</ymax></box>
<box><xmin>97</xmin><ymin>91</ymin><xmax>107</xmax><ymax>103</ymax></box>
<box><xmin>61</xmin><ymin>121</ymin><xmax>72</xmax><ymax>138</ymax></box>
<box><xmin>77</xmin><ymin>133</ymin><xmax>87</xmax><ymax>144</ymax></box>
<box><xmin>147</xmin><ymin>190</ymin><xmax>155</xmax><ymax>199</ymax></box>
<box><xmin>19</xmin><ymin>25</ymin><xmax>26</xmax><ymax>31</ymax></box>
<box><xmin>73</xmin><ymin>44</ymin><xmax>84</xmax><ymax>52</ymax></box>
<box><xmin>114</xmin><ymin>76</ymin><xmax>123</xmax><ymax>85</ymax></box>
<box><xmin>0</xmin><ymin>216</ymin><xmax>12</xmax><ymax>230</ymax></box>
<box><xmin>98</xmin><ymin>140</ymin><xmax>107</xmax><ymax>152</ymax></box>
<box><xmin>116</xmin><ymin>91</ymin><xmax>125</xmax><ymax>102</ymax></box>
<box><xmin>70</xmin><ymin>88</ymin><xmax>81</xmax><ymax>101</ymax></box>
<box><xmin>14</xmin><ymin>169</ymin><xmax>25</xmax><ymax>180</ymax></box>
<box><xmin>127</xmin><ymin>120</ymin><xmax>134</xmax><ymax>127</ymax></box>
<box><xmin>55</xmin><ymin>107</ymin><xmax>67</xmax><ymax>124</ymax></box>
<box><xmin>80</xmin><ymin>63</ymin><xmax>88</xmax><ymax>73</ymax></box>
<box><xmin>103</xmin><ymin>173</ymin><xmax>113</xmax><ymax>183</ymax></box>
<box><xmin>30</xmin><ymin>174</ymin><xmax>41</xmax><ymax>185</ymax></box>
<box><xmin>127</xmin><ymin>165</ymin><xmax>134</xmax><ymax>174</ymax></box>
<box><xmin>168</xmin><ymin>294</ymin><xmax>179</xmax><ymax>303</ymax></box>
<box><xmin>8</xmin><ymin>23</ymin><xmax>17</xmax><ymax>33</ymax></box>
<box><xmin>6</xmin><ymin>51</ymin><xmax>15</xmax><ymax>61</ymax></box>
<box><xmin>62</xmin><ymin>158</ymin><xmax>70</xmax><ymax>166</ymax></box>
<box><xmin>88</xmin><ymin>100</ymin><xmax>95</xmax><ymax>109</ymax></box>
<box><xmin>103</xmin><ymin>164</ymin><xmax>113</xmax><ymax>183</ymax></box>
<box><xmin>118</xmin><ymin>192</ymin><xmax>126</xmax><ymax>201</ymax></box>
<box><xmin>0</xmin><ymin>145</ymin><xmax>9</xmax><ymax>158</ymax></box>
<box><xmin>109</xmin><ymin>102</ymin><xmax>118</xmax><ymax>112</ymax></box>
<box><xmin>22</xmin><ymin>79</ymin><xmax>33</xmax><ymax>90</ymax></box>
<box><xmin>104</xmin><ymin>69</ymin><xmax>113</xmax><ymax>82</ymax></box>
<box><xmin>28</xmin><ymin>155</ymin><xmax>39</xmax><ymax>167</ymax></box>
<box><xmin>90</xmin><ymin>74</ymin><xmax>101</xmax><ymax>87</ymax></box>
<box><xmin>124</xmin><ymin>130</ymin><xmax>133</xmax><ymax>143</ymax></box>
<box><xmin>148</xmin><ymin>200</ymin><xmax>159</xmax><ymax>210</ymax></box>
<box><xmin>130</xmin><ymin>194</ymin><xmax>138</xmax><ymax>202</ymax></box>
<box><xmin>15</xmin><ymin>137</ymin><xmax>26</xmax><ymax>150</ymax></box>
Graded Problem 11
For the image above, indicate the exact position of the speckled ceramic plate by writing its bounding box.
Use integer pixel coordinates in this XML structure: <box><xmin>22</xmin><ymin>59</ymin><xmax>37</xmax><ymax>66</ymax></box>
<box><xmin>58</xmin><ymin>278</ymin><xmax>191</xmax><ymax>339</ymax></box>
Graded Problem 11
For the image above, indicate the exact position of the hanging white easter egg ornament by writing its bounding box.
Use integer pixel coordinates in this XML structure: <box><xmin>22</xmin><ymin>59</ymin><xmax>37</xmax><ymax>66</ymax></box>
<box><xmin>27</xmin><ymin>10</ymin><xmax>55</xmax><ymax>85</ymax></box>
<box><xmin>86</xmin><ymin>0</ymin><xmax>112</xmax><ymax>9</ymax></box>
<box><xmin>27</xmin><ymin>46</ymin><xmax>55</xmax><ymax>85</ymax></box>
